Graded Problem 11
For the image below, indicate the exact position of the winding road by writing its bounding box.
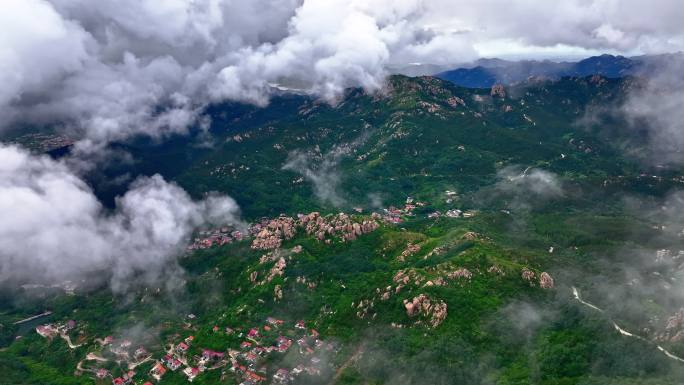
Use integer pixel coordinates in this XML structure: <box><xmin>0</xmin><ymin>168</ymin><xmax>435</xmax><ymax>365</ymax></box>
<box><xmin>571</xmin><ymin>286</ymin><xmax>684</xmax><ymax>363</ymax></box>
<box><xmin>332</xmin><ymin>343</ymin><xmax>365</xmax><ymax>384</ymax></box>
<box><xmin>60</xmin><ymin>332</ymin><xmax>84</xmax><ymax>349</ymax></box>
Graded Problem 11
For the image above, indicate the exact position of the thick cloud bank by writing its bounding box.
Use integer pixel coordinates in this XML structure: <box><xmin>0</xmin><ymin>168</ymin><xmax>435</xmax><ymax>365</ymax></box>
<box><xmin>0</xmin><ymin>144</ymin><xmax>241</xmax><ymax>291</ymax></box>
<box><xmin>3</xmin><ymin>0</ymin><xmax>684</xmax><ymax>150</ymax></box>
<box><xmin>621</xmin><ymin>56</ymin><xmax>684</xmax><ymax>165</ymax></box>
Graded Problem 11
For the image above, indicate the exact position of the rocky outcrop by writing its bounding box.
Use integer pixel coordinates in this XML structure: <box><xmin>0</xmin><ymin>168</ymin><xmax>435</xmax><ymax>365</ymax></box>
<box><xmin>656</xmin><ymin>308</ymin><xmax>684</xmax><ymax>342</ymax></box>
<box><xmin>490</xmin><ymin>84</ymin><xmax>506</xmax><ymax>98</ymax></box>
<box><xmin>399</xmin><ymin>243</ymin><xmax>421</xmax><ymax>262</ymax></box>
<box><xmin>264</xmin><ymin>257</ymin><xmax>287</xmax><ymax>283</ymax></box>
<box><xmin>539</xmin><ymin>272</ymin><xmax>554</xmax><ymax>289</ymax></box>
<box><xmin>274</xmin><ymin>285</ymin><xmax>283</xmax><ymax>301</ymax></box>
<box><xmin>446</xmin><ymin>96</ymin><xmax>465</xmax><ymax>107</ymax></box>
<box><xmin>295</xmin><ymin>276</ymin><xmax>317</xmax><ymax>290</ymax></box>
<box><xmin>521</xmin><ymin>268</ymin><xmax>536</xmax><ymax>284</ymax></box>
<box><xmin>403</xmin><ymin>294</ymin><xmax>448</xmax><ymax>328</ymax></box>
<box><xmin>425</xmin><ymin>246</ymin><xmax>445</xmax><ymax>258</ymax></box>
<box><xmin>461</xmin><ymin>231</ymin><xmax>480</xmax><ymax>241</ymax></box>
<box><xmin>250</xmin><ymin>216</ymin><xmax>296</xmax><ymax>250</ymax></box>
<box><xmin>447</xmin><ymin>268</ymin><xmax>473</xmax><ymax>281</ymax></box>
<box><xmin>300</xmin><ymin>212</ymin><xmax>379</xmax><ymax>242</ymax></box>
<box><xmin>250</xmin><ymin>212</ymin><xmax>379</xmax><ymax>250</ymax></box>
<box><xmin>355</xmin><ymin>299</ymin><xmax>376</xmax><ymax>319</ymax></box>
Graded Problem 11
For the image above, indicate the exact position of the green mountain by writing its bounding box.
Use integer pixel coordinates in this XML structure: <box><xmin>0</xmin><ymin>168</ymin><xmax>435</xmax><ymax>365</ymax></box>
<box><xmin>2</xmin><ymin>75</ymin><xmax>684</xmax><ymax>385</ymax></box>
<box><xmin>435</xmin><ymin>53</ymin><xmax>682</xmax><ymax>88</ymax></box>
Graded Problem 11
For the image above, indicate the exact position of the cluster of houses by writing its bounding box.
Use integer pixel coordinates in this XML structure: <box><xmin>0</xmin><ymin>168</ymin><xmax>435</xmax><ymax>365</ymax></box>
<box><xmin>226</xmin><ymin>317</ymin><xmax>334</xmax><ymax>384</ymax></box>
<box><xmin>427</xmin><ymin>209</ymin><xmax>477</xmax><ymax>219</ymax></box>
<box><xmin>39</xmin><ymin>315</ymin><xmax>334</xmax><ymax>385</ymax></box>
<box><xmin>655</xmin><ymin>249</ymin><xmax>684</xmax><ymax>264</ymax></box>
<box><xmin>380</xmin><ymin>197</ymin><xmax>426</xmax><ymax>224</ymax></box>
<box><xmin>35</xmin><ymin>319</ymin><xmax>77</xmax><ymax>339</ymax></box>
<box><xmin>187</xmin><ymin>227</ymin><xmax>245</xmax><ymax>250</ymax></box>
<box><xmin>428</xmin><ymin>209</ymin><xmax>461</xmax><ymax>219</ymax></box>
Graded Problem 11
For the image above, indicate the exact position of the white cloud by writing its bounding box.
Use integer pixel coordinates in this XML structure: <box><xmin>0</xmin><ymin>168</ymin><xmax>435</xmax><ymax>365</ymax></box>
<box><xmin>2</xmin><ymin>0</ymin><xmax>684</xmax><ymax>150</ymax></box>
<box><xmin>620</xmin><ymin>56</ymin><xmax>684</xmax><ymax>165</ymax></box>
<box><xmin>283</xmin><ymin>148</ymin><xmax>347</xmax><ymax>207</ymax></box>
<box><xmin>488</xmin><ymin>166</ymin><xmax>564</xmax><ymax>210</ymax></box>
<box><xmin>0</xmin><ymin>0</ymin><xmax>90</xmax><ymax>106</ymax></box>
<box><xmin>0</xmin><ymin>144</ymin><xmax>241</xmax><ymax>291</ymax></box>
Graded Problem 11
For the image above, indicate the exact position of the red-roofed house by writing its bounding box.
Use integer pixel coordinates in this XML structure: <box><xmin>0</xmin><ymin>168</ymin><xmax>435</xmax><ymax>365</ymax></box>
<box><xmin>245</xmin><ymin>352</ymin><xmax>257</xmax><ymax>363</ymax></box>
<box><xmin>202</xmin><ymin>349</ymin><xmax>225</xmax><ymax>361</ymax></box>
<box><xmin>150</xmin><ymin>362</ymin><xmax>166</xmax><ymax>380</ymax></box>
<box><xmin>169</xmin><ymin>359</ymin><xmax>182</xmax><ymax>371</ymax></box>
<box><xmin>176</xmin><ymin>342</ymin><xmax>189</xmax><ymax>353</ymax></box>
<box><xmin>245</xmin><ymin>370</ymin><xmax>266</xmax><ymax>382</ymax></box>
<box><xmin>183</xmin><ymin>367</ymin><xmax>200</xmax><ymax>381</ymax></box>
<box><xmin>273</xmin><ymin>368</ymin><xmax>290</xmax><ymax>383</ymax></box>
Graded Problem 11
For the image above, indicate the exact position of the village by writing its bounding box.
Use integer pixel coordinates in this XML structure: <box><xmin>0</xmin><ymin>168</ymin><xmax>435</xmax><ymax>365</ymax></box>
<box><xmin>32</xmin><ymin>200</ymin><xmax>479</xmax><ymax>384</ymax></box>
<box><xmin>36</xmin><ymin>315</ymin><xmax>336</xmax><ymax>385</ymax></box>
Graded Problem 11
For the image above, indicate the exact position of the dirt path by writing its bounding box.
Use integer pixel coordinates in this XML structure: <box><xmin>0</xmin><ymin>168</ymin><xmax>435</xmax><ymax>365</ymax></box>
<box><xmin>13</xmin><ymin>311</ymin><xmax>52</xmax><ymax>325</ymax></box>
<box><xmin>60</xmin><ymin>332</ymin><xmax>84</xmax><ymax>349</ymax></box>
<box><xmin>572</xmin><ymin>286</ymin><xmax>684</xmax><ymax>363</ymax></box>
<box><xmin>86</xmin><ymin>352</ymin><xmax>108</xmax><ymax>362</ymax></box>
<box><xmin>128</xmin><ymin>355</ymin><xmax>152</xmax><ymax>370</ymax></box>
<box><xmin>331</xmin><ymin>344</ymin><xmax>365</xmax><ymax>384</ymax></box>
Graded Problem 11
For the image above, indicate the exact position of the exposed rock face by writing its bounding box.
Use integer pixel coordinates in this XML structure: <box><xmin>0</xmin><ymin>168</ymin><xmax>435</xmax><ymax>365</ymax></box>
<box><xmin>274</xmin><ymin>285</ymin><xmax>282</xmax><ymax>301</ymax></box>
<box><xmin>250</xmin><ymin>212</ymin><xmax>379</xmax><ymax>250</ymax></box>
<box><xmin>539</xmin><ymin>272</ymin><xmax>554</xmax><ymax>289</ymax></box>
<box><xmin>295</xmin><ymin>276</ymin><xmax>317</xmax><ymax>290</ymax></box>
<box><xmin>418</xmin><ymin>100</ymin><xmax>441</xmax><ymax>113</ymax></box>
<box><xmin>250</xmin><ymin>216</ymin><xmax>296</xmax><ymax>250</ymax></box>
<box><xmin>259</xmin><ymin>250</ymin><xmax>280</xmax><ymax>264</ymax></box>
<box><xmin>355</xmin><ymin>299</ymin><xmax>375</xmax><ymax>319</ymax></box>
<box><xmin>300</xmin><ymin>212</ymin><xmax>379</xmax><ymax>242</ymax></box>
<box><xmin>521</xmin><ymin>268</ymin><xmax>536</xmax><ymax>284</ymax></box>
<box><xmin>447</xmin><ymin>268</ymin><xmax>473</xmax><ymax>281</ymax></box>
<box><xmin>461</xmin><ymin>231</ymin><xmax>479</xmax><ymax>241</ymax></box>
<box><xmin>425</xmin><ymin>246</ymin><xmax>445</xmax><ymax>258</ymax></box>
<box><xmin>656</xmin><ymin>308</ymin><xmax>684</xmax><ymax>342</ymax></box>
<box><xmin>399</xmin><ymin>243</ymin><xmax>421</xmax><ymax>261</ymax></box>
<box><xmin>589</xmin><ymin>74</ymin><xmax>607</xmax><ymax>85</ymax></box>
<box><xmin>446</xmin><ymin>96</ymin><xmax>465</xmax><ymax>107</ymax></box>
<box><xmin>264</xmin><ymin>257</ymin><xmax>287</xmax><ymax>284</ymax></box>
<box><xmin>490</xmin><ymin>84</ymin><xmax>506</xmax><ymax>98</ymax></box>
<box><xmin>403</xmin><ymin>294</ymin><xmax>448</xmax><ymax>328</ymax></box>
<box><xmin>393</xmin><ymin>270</ymin><xmax>410</xmax><ymax>285</ymax></box>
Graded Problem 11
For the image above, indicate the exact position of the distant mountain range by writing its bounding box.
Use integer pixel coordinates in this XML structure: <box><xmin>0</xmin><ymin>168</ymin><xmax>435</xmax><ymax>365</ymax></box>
<box><xmin>394</xmin><ymin>53</ymin><xmax>682</xmax><ymax>88</ymax></box>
